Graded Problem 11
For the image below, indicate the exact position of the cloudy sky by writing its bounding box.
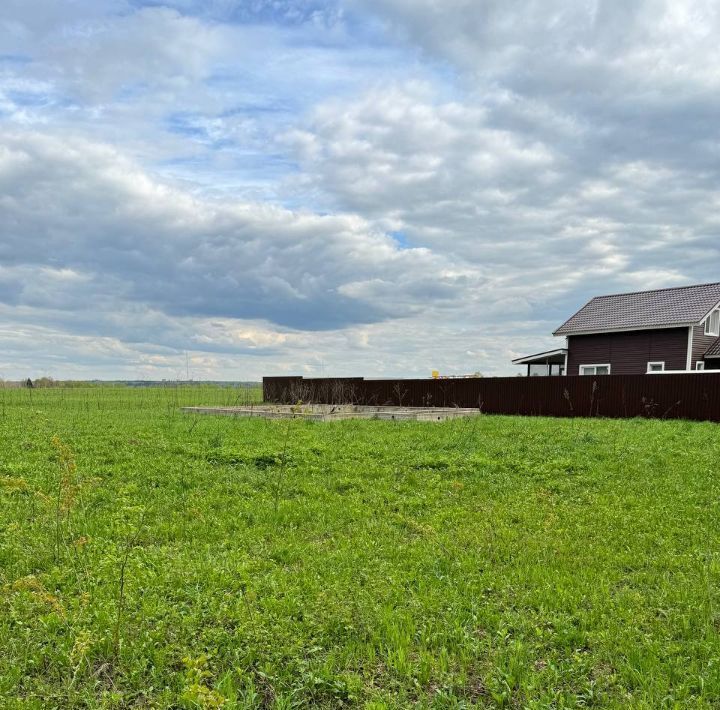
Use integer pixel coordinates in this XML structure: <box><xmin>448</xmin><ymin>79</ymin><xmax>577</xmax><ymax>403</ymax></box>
<box><xmin>1</xmin><ymin>1</ymin><xmax>719</xmax><ymax>380</ymax></box>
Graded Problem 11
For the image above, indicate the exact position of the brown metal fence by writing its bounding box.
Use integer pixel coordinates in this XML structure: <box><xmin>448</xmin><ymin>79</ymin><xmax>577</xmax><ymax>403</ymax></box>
<box><xmin>263</xmin><ymin>374</ymin><xmax>720</xmax><ymax>422</ymax></box>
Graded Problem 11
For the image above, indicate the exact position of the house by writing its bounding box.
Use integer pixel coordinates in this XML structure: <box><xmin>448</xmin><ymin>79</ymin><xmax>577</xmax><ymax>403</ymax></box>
<box><xmin>514</xmin><ymin>282</ymin><xmax>720</xmax><ymax>375</ymax></box>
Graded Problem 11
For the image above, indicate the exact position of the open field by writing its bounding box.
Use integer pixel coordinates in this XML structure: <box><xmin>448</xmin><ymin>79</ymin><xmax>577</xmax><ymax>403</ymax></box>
<box><xmin>2</xmin><ymin>386</ymin><xmax>720</xmax><ymax>708</ymax></box>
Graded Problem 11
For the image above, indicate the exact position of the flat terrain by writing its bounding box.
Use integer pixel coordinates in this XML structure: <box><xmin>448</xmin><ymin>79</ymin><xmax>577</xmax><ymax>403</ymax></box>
<box><xmin>2</xmin><ymin>386</ymin><xmax>720</xmax><ymax>708</ymax></box>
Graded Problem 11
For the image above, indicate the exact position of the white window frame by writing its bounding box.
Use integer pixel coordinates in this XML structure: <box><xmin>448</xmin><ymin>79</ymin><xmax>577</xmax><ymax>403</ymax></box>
<box><xmin>704</xmin><ymin>309</ymin><xmax>720</xmax><ymax>337</ymax></box>
<box><xmin>579</xmin><ymin>364</ymin><xmax>611</xmax><ymax>376</ymax></box>
<box><xmin>696</xmin><ymin>361</ymin><xmax>706</xmax><ymax>371</ymax></box>
<box><xmin>646</xmin><ymin>361</ymin><xmax>665</xmax><ymax>373</ymax></box>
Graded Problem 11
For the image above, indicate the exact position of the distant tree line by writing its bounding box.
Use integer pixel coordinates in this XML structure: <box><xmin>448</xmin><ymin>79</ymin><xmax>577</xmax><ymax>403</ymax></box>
<box><xmin>10</xmin><ymin>377</ymin><xmax>99</xmax><ymax>389</ymax></box>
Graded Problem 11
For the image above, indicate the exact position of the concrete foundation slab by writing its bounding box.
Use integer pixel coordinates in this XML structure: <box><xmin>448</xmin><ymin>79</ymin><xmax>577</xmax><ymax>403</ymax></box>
<box><xmin>181</xmin><ymin>404</ymin><xmax>484</xmax><ymax>422</ymax></box>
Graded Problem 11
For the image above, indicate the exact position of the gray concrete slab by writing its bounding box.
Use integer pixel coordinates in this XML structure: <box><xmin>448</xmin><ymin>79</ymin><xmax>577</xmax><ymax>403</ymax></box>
<box><xmin>181</xmin><ymin>404</ymin><xmax>483</xmax><ymax>421</ymax></box>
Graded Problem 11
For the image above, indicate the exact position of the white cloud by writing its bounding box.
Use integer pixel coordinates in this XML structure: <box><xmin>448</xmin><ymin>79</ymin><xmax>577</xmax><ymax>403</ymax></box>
<box><xmin>1</xmin><ymin>5</ymin><xmax>230</xmax><ymax>99</ymax></box>
<box><xmin>0</xmin><ymin>128</ymin><xmax>553</xmax><ymax>380</ymax></box>
<box><xmin>1</xmin><ymin>1</ymin><xmax>720</xmax><ymax>379</ymax></box>
<box><xmin>289</xmin><ymin>82</ymin><xmax>719</xmax><ymax>298</ymax></box>
<box><xmin>351</xmin><ymin>0</ymin><xmax>720</xmax><ymax>91</ymax></box>
<box><xmin>0</xmin><ymin>130</ymin><xmax>474</xmax><ymax>329</ymax></box>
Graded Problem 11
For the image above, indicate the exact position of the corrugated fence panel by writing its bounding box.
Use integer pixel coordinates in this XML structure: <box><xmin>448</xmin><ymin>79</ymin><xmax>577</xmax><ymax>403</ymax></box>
<box><xmin>263</xmin><ymin>374</ymin><xmax>720</xmax><ymax>422</ymax></box>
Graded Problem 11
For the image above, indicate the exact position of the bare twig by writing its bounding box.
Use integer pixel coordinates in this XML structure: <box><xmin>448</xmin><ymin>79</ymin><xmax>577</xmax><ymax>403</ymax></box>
<box><xmin>113</xmin><ymin>513</ymin><xmax>145</xmax><ymax>660</ymax></box>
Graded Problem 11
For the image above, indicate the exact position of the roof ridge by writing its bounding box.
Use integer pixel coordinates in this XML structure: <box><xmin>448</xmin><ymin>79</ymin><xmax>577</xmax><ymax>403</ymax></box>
<box><xmin>591</xmin><ymin>281</ymin><xmax>720</xmax><ymax>301</ymax></box>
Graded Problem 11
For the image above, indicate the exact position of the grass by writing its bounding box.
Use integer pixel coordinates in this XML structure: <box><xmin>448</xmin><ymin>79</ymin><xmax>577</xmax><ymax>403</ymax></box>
<box><xmin>1</xmin><ymin>385</ymin><xmax>720</xmax><ymax>708</ymax></box>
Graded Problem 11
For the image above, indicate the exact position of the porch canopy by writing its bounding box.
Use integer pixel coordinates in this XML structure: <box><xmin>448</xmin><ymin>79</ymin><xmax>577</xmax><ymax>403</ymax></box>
<box><xmin>512</xmin><ymin>348</ymin><xmax>567</xmax><ymax>376</ymax></box>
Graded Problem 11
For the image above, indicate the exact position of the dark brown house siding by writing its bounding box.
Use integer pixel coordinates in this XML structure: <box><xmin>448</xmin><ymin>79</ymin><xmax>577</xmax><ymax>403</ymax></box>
<box><xmin>692</xmin><ymin>324</ymin><xmax>719</xmax><ymax>368</ymax></box>
<box><xmin>566</xmin><ymin>328</ymin><xmax>689</xmax><ymax>375</ymax></box>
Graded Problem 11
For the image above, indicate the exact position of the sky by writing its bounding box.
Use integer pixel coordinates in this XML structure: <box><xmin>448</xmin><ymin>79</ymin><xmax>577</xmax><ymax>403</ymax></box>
<box><xmin>1</xmin><ymin>0</ymin><xmax>719</xmax><ymax>381</ymax></box>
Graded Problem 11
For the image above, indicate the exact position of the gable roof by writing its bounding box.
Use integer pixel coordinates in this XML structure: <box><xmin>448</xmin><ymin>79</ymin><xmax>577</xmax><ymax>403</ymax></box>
<box><xmin>554</xmin><ymin>282</ymin><xmax>720</xmax><ymax>336</ymax></box>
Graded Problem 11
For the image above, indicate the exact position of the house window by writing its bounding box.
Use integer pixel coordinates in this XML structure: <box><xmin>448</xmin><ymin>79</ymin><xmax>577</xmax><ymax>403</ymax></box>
<box><xmin>647</xmin><ymin>362</ymin><xmax>665</xmax><ymax>373</ymax></box>
<box><xmin>696</xmin><ymin>361</ymin><xmax>705</xmax><ymax>371</ymax></box>
<box><xmin>579</xmin><ymin>364</ymin><xmax>611</xmax><ymax>376</ymax></box>
<box><xmin>705</xmin><ymin>309</ymin><xmax>720</xmax><ymax>337</ymax></box>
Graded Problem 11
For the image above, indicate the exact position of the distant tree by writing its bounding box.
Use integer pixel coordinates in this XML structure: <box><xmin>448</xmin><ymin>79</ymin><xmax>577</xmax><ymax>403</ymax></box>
<box><xmin>34</xmin><ymin>377</ymin><xmax>55</xmax><ymax>388</ymax></box>
<box><xmin>472</xmin><ymin>371</ymin><xmax>484</xmax><ymax>378</ymax></box>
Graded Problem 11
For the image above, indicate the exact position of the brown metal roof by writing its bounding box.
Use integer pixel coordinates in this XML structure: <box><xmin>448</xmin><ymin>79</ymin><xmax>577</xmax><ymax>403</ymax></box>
<box><xmin>705</xmin><ymin>338</ymin><xmax>720</xmax><ymax>358</ymax></box>
<box><xmin>554</xmin><ymin>282</ymin><xmax>720</xmax><ymax>336</ymax></box>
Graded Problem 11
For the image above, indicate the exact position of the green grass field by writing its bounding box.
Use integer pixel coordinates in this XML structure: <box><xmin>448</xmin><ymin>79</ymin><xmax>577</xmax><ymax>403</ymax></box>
<box><xmin>2</xmin><ymin>386</ymin><xmax>720</xmax><ymax>708</ymax></box>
